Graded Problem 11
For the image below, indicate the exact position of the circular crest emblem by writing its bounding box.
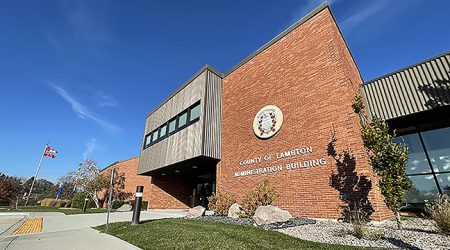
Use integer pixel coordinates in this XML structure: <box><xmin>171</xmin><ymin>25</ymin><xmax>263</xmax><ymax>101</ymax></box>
<box><xmin>253</xmin><ymin>105</ymin><xmax>283</xmax><ymax>139</ymax></box>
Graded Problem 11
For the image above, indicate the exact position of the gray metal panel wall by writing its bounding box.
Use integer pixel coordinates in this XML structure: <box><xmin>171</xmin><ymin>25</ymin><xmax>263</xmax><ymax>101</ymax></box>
<box><xmin>138</xmin><ymin>71</ymin><xmax>207</xmax><ymax>174</ymax></box>
<box><xmin>362</xmin><ymin>53</ymin><xmax>450</xmax><ymax>120</ymax></box>
<box><xmin>202</xmin><ymin>70</ymin><xmax>222</xmax><ymax>160</ymax></box>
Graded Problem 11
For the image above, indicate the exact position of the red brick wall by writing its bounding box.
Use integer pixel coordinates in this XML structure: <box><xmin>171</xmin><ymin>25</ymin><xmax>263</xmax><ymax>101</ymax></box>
<box><xmin>101</xmin><ymin>157</ymin><xmax>152</xmax><ymax>207</ymax></box>
<box><xmin>219</xmin><ymin>7</ymin><xmax>391</xmax><ymax>220</ymax></box>
<box><xmin>101</xmin><ymin>157</ymin><xmax>191</xmax><ymax>210</ymax></box>
<box><xmin>147</xmin><ymin>175</ymin><xmax>191</xmax><ymax>209</ymax></box>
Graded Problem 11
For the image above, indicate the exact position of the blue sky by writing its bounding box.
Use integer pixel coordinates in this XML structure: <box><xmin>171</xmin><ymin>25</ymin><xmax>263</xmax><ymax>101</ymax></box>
<box><xmin>1</xmin><ymin>0</ymin><xmax>449</xmax><ymax>182</ymax></box>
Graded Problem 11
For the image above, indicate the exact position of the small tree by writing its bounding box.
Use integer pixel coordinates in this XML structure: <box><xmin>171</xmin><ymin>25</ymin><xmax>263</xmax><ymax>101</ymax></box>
<box><xmin>71</xmin><ymin>159</ymin><xmax>108</xmax><ymax>208</ymax></box>
<box><xmin>57</xmin><ymin>173</ymin><xmax>77</xmax><ymax>200</ymax></box>
<box><xmin>353</xmin><ymin>93</ymin><xmax>412</xmax><ymax>229</ymax></box>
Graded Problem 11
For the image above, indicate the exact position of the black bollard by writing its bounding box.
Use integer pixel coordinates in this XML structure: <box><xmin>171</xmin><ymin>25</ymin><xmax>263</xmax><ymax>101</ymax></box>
<box><xmin>131</xmin><ymin>186</ymin><xmax>144</xmax><ymax>225</ymax></box>
<box><xmin>82</xmin><ymin>198</ymin><xmax>89</xmax><ymax>213</ymax></box>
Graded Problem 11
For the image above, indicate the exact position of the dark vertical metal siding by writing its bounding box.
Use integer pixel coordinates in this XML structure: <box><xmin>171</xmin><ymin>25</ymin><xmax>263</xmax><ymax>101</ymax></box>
<box><xmin>202</xmin><ymin>71</ymin><xmax>222</xmax><ymax>160</ymax></box>
<box><xmin>362</xmin><ymin>53</ymin><xmax>450</xmax><ymax>120</ymax></box>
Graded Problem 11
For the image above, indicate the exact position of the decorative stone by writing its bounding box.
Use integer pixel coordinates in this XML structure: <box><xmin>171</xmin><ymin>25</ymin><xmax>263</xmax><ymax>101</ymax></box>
<box><xmin>252</xmin><ymin>205</ymin><xmax>292</xmax><ymax>225</ymax></box>
<box><xmin>116</xmin><ymin>204</ymin><xmax>132</xmax><ymax>212</ymax></box>
<box><xmin>228</xmin><ymin>203</ymin><xmax>244</xmax><ymax>219</ymax></box>
<box><xmin>186</xmin><ymin>206</ymin><xmax>206</xmax><ymax>218</ymax></box>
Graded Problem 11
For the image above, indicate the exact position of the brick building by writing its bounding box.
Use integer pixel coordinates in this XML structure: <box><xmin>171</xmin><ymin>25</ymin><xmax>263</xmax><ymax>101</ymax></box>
<box><xmin>137</xmin><ymin>3</ymin><xmax>450</xmax><ymax>219</ymax></box>
<box><xmin>100</xmin><ymin>157</ymin><xmax>151</xmax><ymax>208</ymax></box>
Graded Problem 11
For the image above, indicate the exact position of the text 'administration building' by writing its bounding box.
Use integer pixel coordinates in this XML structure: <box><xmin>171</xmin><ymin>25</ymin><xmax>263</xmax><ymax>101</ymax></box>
<box><xmin>138</xmin><ymin>3</ymin><xmax>450</xmax><ymax>220</ymax></box>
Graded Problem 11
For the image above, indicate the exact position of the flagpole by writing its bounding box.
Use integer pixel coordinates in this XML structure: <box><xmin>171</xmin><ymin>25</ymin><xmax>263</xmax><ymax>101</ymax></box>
<box><xmin>106</xmin><ymin>166</ymin><xmax>115</xmax><ymax>232</ymax></box>
<box><xmin>25</xmin><ymin>143</ymin><xmax>48</xmax><ymax>206</ymax></box>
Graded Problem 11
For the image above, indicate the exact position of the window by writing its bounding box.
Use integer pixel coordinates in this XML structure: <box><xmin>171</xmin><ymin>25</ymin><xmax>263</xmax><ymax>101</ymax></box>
<box><xmin>394</xmin><ymin>134</ymin><xmax>430</xmax><ymax>174</ymax></box>
<box><xmin>145</xmin><ymin>134</ymin><xmax>151</xmax><ymax>147</ymax></box>
<box><xmin>396</xmin><ymin>126</ymin><xmax>450</xmax><ymax>203</ymax></box>
<box><xmin>189</xmin><ymin>103</ymin><xmax>200</xmax><ymax>121</ymax></box>
<box><xmin>436</xmin><ymin>173</ymin><xmax>450</xmax><ymax>196</ymax></box>
<box><xmin>151</xmin><ymin>129</ymin><xmax>159</xmax><ymax>142</ymax></box>
<box><xmin>160</xmin><ymin>124</ymin><xmax>167</xmax><ymax>138</ymax></box>
<box><xmin>143</xmin><ymin>101</ymin><xmax>201</xmax><ymax>148</ymax></box>
<box><xmin>168</xmin><ymin>119</ymin><xmax>176</xmax><ymax>134</ymax></box>
<box><xmin>178</xmin><ymin>111</ymin><xmax>188</xmax><ymax>128</ymax></box>
<box><xmin>405</xmin><ymin>175</ymin><xmax>439</xmax><ymax>203</ymax></box>
<box><xmin>421</xmin><ymin>127</ymin><xmax>450</xmax><ymax>173</ymax></box>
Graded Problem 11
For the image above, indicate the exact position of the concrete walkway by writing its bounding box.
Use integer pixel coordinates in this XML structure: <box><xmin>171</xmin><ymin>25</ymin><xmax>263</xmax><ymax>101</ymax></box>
<box><xmin>0</xmin><ymin>210</ymin><xmax>187</xmax><ymax>250</ymax></box>
<box><xmin>0</xmin><ymin>214</ymin><xmax>27</xmax><ymax>236</ymax></box>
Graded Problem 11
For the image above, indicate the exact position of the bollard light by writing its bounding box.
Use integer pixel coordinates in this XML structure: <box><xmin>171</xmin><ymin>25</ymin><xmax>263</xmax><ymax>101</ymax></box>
<box><xmin>82</xmin><ymin>198</ymin><xmax>89</xmax><ymax>213</ymax></box>
<box><xmin>131</xmin><ymin>186</ymin><xmax>144</xmax><ymax>225</ymax></box>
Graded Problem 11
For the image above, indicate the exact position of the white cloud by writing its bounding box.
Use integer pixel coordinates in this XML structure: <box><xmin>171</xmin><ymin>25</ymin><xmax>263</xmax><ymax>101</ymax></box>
<box><xmin>48</xmin><ymin>83</ymin><xmax>120</xmax><ymax>133</ymax></box>
<box><xmin>339</xmin><ymin>0</ymin><xmax>391</xmax><ymax>33</ymax></box>
<box><xmin>83</xmin><ymin>138</ymin><xmax>98</xmax><ymax>159</ymax></box>
<box><xmin>96</xmin><ymin>90</ymin><xmax>117</xmax><ymax>107</ymax></box>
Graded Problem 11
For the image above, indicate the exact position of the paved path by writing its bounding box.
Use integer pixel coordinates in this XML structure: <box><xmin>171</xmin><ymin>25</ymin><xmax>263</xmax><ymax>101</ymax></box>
<box><xmin>0</xmin><ymin>210</ymin><xmax>187</xmax><ymax>250</ymax></box>
<box><xmin>0</xmin><ymin>214</ymin><xmax>27</xmax><ymax>236</ymax></box>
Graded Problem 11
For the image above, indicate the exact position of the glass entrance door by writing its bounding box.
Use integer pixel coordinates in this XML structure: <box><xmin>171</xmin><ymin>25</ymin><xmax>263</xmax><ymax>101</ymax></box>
<box><xmin>190</xmin><ymin>181</ymin><xmax>214</xmax><ymax>208</ymax></box>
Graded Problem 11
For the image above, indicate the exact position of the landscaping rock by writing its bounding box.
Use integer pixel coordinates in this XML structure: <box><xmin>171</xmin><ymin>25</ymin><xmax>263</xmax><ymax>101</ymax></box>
<box><xmin>186</xmin><ymin>206</ymin><xmax>205</xmax><ymax>218</ymax></box>
<box><xmin>116</xmin><ymin>204</ymin><xmax>132</xmax><ymax>212</ymax></box>
<box><xmin>228</xmin><ymin>203</ymin><xmax>244</xmax><ymax>219</ymax></box>
<box><xmin>253</xmin><ymin>205</ymin><xmax>292</xmax><ymax>225</ymax></box>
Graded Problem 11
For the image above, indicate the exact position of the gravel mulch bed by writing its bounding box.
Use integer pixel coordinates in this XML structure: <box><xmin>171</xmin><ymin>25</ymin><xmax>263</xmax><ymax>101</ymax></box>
<box><xmin>190</xmin><ymin>215</ymin><xmax>254</xmax><ymax>226</ymax></box>
<box><xmin>259</xmin><ymin>218</ymin><xmax>316</xmax><ymax>230</ymax></box>
<box><xmin>189</xmin><ymin>215</ymin><xmax>316</xmax><ymax>229</ymax></box>
<box><xmin>278</xmin><ymin>218</ymin><xmax>450</xmax><ymax>250</ymax></box>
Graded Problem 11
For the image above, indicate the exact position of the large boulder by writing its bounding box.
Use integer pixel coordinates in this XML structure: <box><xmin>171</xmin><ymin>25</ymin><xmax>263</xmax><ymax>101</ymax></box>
<box><xmin>186</xmin><ymin>206</ymin><xmax>205</xmax><ymax>218</ymax></box>
<box><xmin>252</xmin><ymin>205</ymin><xmax>292</xmax><ymax>225</ymax></box>
<box><xmin>228</xmin><ymin>203</ymin><xmax>244</xmax><ymax>219</ymax></box>
<box><xmin>116</xmin><ymin>204</ymin><xmax>133</xmax><ymax>212</ymax></box>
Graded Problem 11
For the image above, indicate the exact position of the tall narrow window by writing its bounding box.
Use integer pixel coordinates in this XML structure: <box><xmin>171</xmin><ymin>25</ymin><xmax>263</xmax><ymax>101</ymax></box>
<box><xmin>160</xmin><ymin>124</ymin><xmax>167</xmax><ymax>138</ymax></box>
<box><xmin>190</xmin><ymin>103</ymin><xmax>200</xmax><ymax>121</ymax></box>
<box><xmin>178</xmin><ymin>111</ymin><xmax>188</xmax><ymax>128</ymax></box>
<box><xmin>145</xmin><ymin>134</ymin><xmax>151</xmax><ymax>147</ymax></box>
<box><xmin>151</xmin><ymin>129</ymin><xmax>159</xmax><ymax>142</ymax></box>
<box><xmin>168</xmin><ymin>119</ymin><xmax>176</xmax><ymax>134</ymax></box>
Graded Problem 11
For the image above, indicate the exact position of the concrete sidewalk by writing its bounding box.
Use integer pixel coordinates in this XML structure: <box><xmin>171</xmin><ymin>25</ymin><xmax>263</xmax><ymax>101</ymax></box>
<box><xmin>0</xmin><ymin>209</ymin><xmax>187</xmax><ymax>250</ymax></box>
<box><xmin>0</xmin><ymin>214</ymin><xmax>27</xmax><ymax>236</ymax></box>
<box><xmin>41</xmin><ymin>210</ymin><xmax>186</xmax><ymax>233</ymax></box>
<box><xmin>0</xmin><ymin>228</ymin><xmax>140</xmax><ymax>250</ymax></box>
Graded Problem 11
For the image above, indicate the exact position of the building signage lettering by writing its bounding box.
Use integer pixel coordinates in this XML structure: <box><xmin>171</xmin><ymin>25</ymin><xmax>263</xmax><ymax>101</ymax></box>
<box><xmin>234</xmin><ymin>146</ymin><xmax>326</xmax><ymax>177</ymax></box>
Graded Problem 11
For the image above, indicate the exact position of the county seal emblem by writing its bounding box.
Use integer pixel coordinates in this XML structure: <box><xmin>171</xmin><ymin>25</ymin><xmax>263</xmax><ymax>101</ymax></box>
<box><xmin>253</xmin><ymin>105</ymin><xmax>283</xmax><ymax>139</ymax></box>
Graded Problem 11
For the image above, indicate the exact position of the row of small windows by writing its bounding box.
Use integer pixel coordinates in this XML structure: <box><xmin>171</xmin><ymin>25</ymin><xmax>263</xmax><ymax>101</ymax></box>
<box><xmin>144</xmin><ymin>101</ymin><xmax>201</xmax><ymax>149</ymax></box>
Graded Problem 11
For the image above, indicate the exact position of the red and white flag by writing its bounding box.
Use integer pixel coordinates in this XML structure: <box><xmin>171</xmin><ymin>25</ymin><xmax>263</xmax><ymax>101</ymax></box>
<box><xmin>44</xmin><ymin>145</ymin><xmax>58</xmax><ymax>158</ymax></box>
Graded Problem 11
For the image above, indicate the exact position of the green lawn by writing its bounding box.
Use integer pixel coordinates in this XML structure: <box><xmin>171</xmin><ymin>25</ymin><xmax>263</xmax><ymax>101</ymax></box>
<box><xmin>95</xmin><ymin>219</ymin><xmax>367</xmax><ymax>250</ymax></box>
<box><xmin>0</xmin><ymin>206</ymin><xmax>114</xmax><ymax>215</ymax></box>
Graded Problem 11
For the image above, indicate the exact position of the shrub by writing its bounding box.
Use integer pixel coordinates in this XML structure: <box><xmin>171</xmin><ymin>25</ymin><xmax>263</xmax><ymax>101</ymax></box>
<box><xmin>426</xmin><ymin>194</ymin><xmax>450</xmax><ymax>235</ymax></box>
<box><xmin>129</xmin><ymin>200</ymin><xmax>148</xmax><ymax>211</ymax></box>
<box><xmin>71</xmin><ymin>192</ymin><xmax>94</xmax><ymax>209</ymax></box>
<box><xmin>112</xmin><ymin>200</ymin><xmax>126</xmax><ymax>209</ymax></box>
<box><xmin>242</xmin><ymin>180</ymin><xmax>278</xmax><ymax>216</ymax></box>
<box><xmin>40</xmin><ymin>198</ymin><xmax>52</xmax><ymax>206</ymax></box>
<box><xmin>40</xmin><ymin>198</ymin><xmax>72</xmax><ymax>207</ymax></box>
<box><xmin>345</xmin><ymin>202</ymin><xmax>369</xmax><ymax>239</ymax></box>
<box><xmin>207</xmin><ymin>192</ymin><xmax>236</xmax><ymax>216</ymax></box>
